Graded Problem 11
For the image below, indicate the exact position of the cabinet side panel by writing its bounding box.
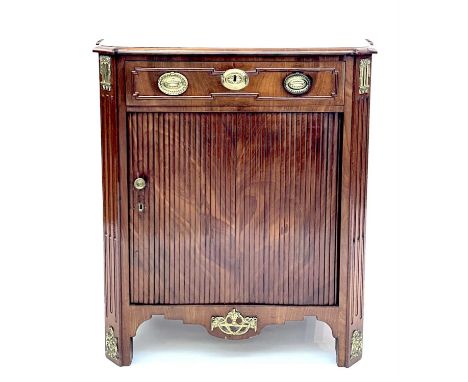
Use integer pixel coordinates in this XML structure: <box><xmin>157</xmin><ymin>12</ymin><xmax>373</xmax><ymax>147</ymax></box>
<box><xmin>99</xmin><ymin>57</ymin><xmax>121</xmax><ymax>328</ymax></box>
<box><xmin>348</xmin><ymin>95</ymin><xmax>369</xmax><ymax>327</ymax></box>
<box><xmin>348</xmin><ymin>57</ymin><xmax>372</xmax><ymax>330</ymax></box>
<box><xmin>343</xmin><ymin>55</ymin><xmax>372</xmax><ymax>366</ymax></box>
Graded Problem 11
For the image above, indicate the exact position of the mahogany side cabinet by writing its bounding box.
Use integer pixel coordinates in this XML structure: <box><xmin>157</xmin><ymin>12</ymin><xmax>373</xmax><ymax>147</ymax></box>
<box><xmin>93</xmin><ymin>44</ymin><xmax>376</xmax><ymax>367</ymax></box>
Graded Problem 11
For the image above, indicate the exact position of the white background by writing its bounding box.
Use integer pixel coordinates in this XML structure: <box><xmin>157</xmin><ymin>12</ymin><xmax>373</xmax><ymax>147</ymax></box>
<box><xmin>0</xmin><ymin>1</ymin><xmax>466</xmax><ymax>381</ymax></box>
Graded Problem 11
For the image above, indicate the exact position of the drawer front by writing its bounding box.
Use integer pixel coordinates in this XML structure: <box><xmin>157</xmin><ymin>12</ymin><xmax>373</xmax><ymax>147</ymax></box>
<box><xmin>125</xmin><ymin>61</ymin><xmax>345</xmax><ymax>108</ymax></box>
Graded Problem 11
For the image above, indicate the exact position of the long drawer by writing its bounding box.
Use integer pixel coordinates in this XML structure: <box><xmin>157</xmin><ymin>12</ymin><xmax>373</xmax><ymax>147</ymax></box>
<box><xmin>125</xmin><ymin>60</ymin><xmax>345</xmax><ymax>108</ymax></box>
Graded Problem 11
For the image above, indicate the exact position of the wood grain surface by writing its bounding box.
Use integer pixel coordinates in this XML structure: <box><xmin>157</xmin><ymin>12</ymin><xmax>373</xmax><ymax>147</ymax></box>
<box><xmin>126</xmin><ymin>61</ymin><xmax>344</xmax><ymax>107</ymax></box>
<box><xmin>128</xmin><ymin>112</ymin><xmax>341</xmax><ymax>306</ymax></box>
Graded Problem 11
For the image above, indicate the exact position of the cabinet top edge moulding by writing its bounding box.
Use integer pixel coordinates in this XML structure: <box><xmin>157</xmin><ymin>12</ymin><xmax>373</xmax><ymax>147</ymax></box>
<box><xmin>93</xmin><ymin>44</ymin><xmax>378</xmax><ymax>56</ymax></box>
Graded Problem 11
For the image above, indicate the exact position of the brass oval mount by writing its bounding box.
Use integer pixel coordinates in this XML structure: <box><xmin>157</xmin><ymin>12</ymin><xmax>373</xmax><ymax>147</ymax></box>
<box><xmin>221</xmin><ymin>69</ymin><xmax>249</xmax><ymax>91</ymax></box>
<box><xmin>157</xmin><ymin>72</ymin><xmax>189</xmax><ymax>95</ymax></box>
<box><xmin>283</xmin><ymin>72</ymin><xmax>312</xmax><ymax>95</ymax></box>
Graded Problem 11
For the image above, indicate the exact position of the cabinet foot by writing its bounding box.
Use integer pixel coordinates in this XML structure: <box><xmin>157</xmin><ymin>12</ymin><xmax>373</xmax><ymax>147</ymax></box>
<box><xmin>335</xmin><ymin>329</ymin><xmax>363</xmax><ymax>367</ymax></box>
<box><xmin>105</xmin><ymin>326</ymin><xmax>134</xmax><ymax>366</ymax></box>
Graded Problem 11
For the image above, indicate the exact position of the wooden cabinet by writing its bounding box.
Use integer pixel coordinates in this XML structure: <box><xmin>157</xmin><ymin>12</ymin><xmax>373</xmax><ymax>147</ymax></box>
<box><xmin>94</xmin><ymin>45</ymin><xmax>376</xmax><ymax>367</ymax></box>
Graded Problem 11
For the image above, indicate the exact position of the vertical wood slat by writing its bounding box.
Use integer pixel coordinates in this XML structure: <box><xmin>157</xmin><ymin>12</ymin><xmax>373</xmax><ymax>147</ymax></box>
<box><xmin>128</xmin><ymin>112</ymin><xmax>341</xmax><ymax>305</ymax></box>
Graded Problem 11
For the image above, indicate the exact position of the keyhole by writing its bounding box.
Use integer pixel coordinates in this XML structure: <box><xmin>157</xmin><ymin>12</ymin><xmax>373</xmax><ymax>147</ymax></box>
<box><xmin>233</xmin><ymin>75</ymin><xmax>237</xmax><ymax>82</ymax></box>
<box><xmin>138</xmin><ymin>202</ymin><xmax>144</xmax><ymax>212</ymax></box>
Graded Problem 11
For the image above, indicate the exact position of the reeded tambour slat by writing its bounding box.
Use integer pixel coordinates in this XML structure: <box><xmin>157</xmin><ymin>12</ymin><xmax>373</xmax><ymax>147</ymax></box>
<box><xmin>128</xmin><ymin>112</ymin><xmax>340</xmax><ymax>305</ymax></box>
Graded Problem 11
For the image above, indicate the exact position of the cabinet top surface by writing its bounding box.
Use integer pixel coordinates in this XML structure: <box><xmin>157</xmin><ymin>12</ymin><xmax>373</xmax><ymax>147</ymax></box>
<box><xmin>93</xmin><ymin>44</ymin><xmax>377</xmax><ymax>56</ymax></box>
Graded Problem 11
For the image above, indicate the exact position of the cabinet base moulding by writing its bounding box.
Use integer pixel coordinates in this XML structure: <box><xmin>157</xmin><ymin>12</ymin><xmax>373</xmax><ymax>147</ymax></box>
<box><xmin>105</xmin><ymin>305</ymin><xmax>363</xmax><ymax>367</ymax></box>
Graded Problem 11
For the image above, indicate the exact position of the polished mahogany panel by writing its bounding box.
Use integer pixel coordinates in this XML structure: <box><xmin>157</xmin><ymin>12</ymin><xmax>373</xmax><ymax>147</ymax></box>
<box><xmin>100</xmin><ymin>91</ymin><xmax>120</xmax><ymax>324</ymax></box>
<box><xmin>349</xmin><ymin>92</ymin><xmax>370</xmax><ymax>327</ymax></box>
<box><xmin>128</xmin><ymin>112</ymin><xmax>341</xmax><ymax>305</ymax></box>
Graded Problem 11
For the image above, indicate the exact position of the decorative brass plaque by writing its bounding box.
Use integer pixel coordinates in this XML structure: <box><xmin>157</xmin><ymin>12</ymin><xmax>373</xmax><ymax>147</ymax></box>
<box><xmin>105</xmin><ymin>326</ymin><xmax>119</xmax><ymax>360</ymax></box>
<box><xmin>283</xmin><ymin>72</ymin><xmax>311</xmax><ymax>95</ymax></box>
<box><xmin>359</xmin><ymin>59</ymin><xmax>371</xmax><ymax>94</ymax></box>
<box><xmin>99</xmin><ymin>56</ymin><xmax>112</xmax><ymax>91</ymax></box>
<box><xmin>211</xmin><ymin>308</ymin><xmax>257</xmax><ymax>336</ymax></box>
<box><xmin>221</xmin><ymin>69</ymin><xmax>249</xmax><ymax>90</ymax></box>
<box><xmin>350</xmin><ymin>329</ymin><xmax>363</xmax><ymax>360</ymax></box>
<box><xmin>158</xmin><ymin>72</ymin><xmax>188</xmax><ymax>95</ymax></box>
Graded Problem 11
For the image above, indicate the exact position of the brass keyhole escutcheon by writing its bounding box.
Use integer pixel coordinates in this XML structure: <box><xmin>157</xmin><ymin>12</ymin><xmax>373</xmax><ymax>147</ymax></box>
<box><xmin>133</xmin><ymin>177</ymin><xmax>146</xmax><ymax>190</ymax></box>
<box><xmin>221</xmin><ymin>69</ymin><xmax>249</xmax><ymax>90</ymax></box>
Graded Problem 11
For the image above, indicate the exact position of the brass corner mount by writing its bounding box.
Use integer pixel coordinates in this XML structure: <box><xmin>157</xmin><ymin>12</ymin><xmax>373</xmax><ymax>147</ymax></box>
<box><xmin>99</xmin><ymin>56</ymin><xmax>112</xmax><ymax>91</ymax></box>
<box><xmin>105</xmin><ymin>326</ymin><xmax>119</xmax><ymax>360</ymax></box>
<box><xmin>350</xmin><ymin>329</ymin><xmax>363</xmax><ymax>360</ymax></box>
